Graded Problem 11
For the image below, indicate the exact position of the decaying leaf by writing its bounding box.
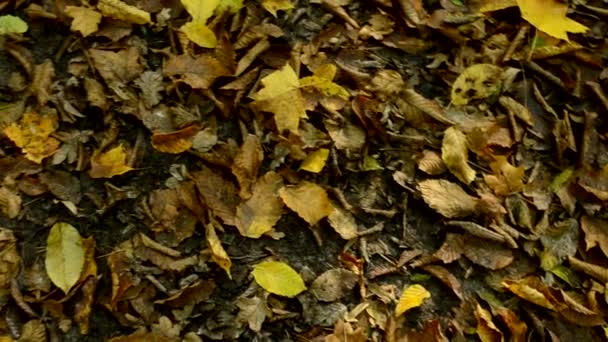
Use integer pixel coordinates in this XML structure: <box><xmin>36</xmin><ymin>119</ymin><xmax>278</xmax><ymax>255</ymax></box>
<box><xmin>279</xmin><ymin>181</ymin><xmax>334</xmax><ymax>225</ymax></box>
<box><xmin>252</xmin><ymin>260</ymin><xmax>306</xmax><ymax>297</ymax></box>
<box><xmin>232</xmin><ymin>135</ymin><xmax>264</xmax><ymax>198</ymax></box>
<box><xmin>89</xmin><ymin>145</ymin><xmax>134</xmax><ymax>178</ymax></box>
<box><xmin>395</xmin><ymin>284</ymin><xmax>431</xmax><ymax>317</ymax></box>
<box><xmin>4</xmin><ymin>112</ymin><xmax>60</xmax><ymax>163</ymax></box>
<box><xmin>235</xmin><ymin>171</ymin><xmax>284</xmax><ymax>238</ymax></box>
<box><xmin>45</xmin><ymin>222</ymin><xmax>85</xmax><ymax>294</ymax></box>
<box><xmin>90</xmin><ymin>47</ymin><xmax>145</xmax><ymax>84</ymax></box>
<box><xmin>65</xmin><ymin>6</ymin><xmax>102</xmax><ymax>37</ymax></box>
<box><xmin>252</xmin><ymin>64</ymin><xmax>307</xmax><ymax>133</ymax></box>
<box><xmin>236</xmin><ymin>295</ymin><xmax>272</xmax><ymax>332</ymax></box>
<box><xmin>581</xmin><ymin>215</ymin><xmax>608</xmax><ymax>258</ymax></box>
<box><xmin>417</xmin><ymin>150</ymin><xmax>446</xmax><ymax>175</ymax></box>
<box><xmin>179</xmin><ymin>0</ymin><xmax>243</xmax><ymax>48</ymax></box>
<box><xmin>418</xmin><ymin>179</ymin><xmax>479</xmax><ymax>218</ymax></box>
<box><xmin>151</xmin><ymin>124</ymin><xmax>200</xmax><ymax>154</ymax></box>
<box><xmin>463</xmin><ymin>237</ymin><xmax>513</xmax><ymax>270</ymax></box>
<box><xmin>163</xmin><ymin>54</ymin><xmax>230</xmax><ymax>89</ymax></box>
<box><xmin>442</xmin><ymin>126</ymin><xmax>476</xmax><ymax>184</ymax></box>
<box><xmin>0</xmin><ymin>228</ymin><xmax>20</xmax><ymax>289</ymax></box>
<box><xmin>451</xmin><ymin>64</ymin><xmax>503</xmax><ymax>106</ymax></box>
<box><xmin>503</xmin><ymin>276</ymin><xmax>557</xmax><ymax>311</ymax></box>
<box><xmin>310</xmin><ymin>268</ymin><xmax>358</xmax><ymax>302</ymax></box>
<box><xmin>0</xmin><ymin>187</ymin><xmax>22</xmax><ymax>219</ymax></box>
<box><xmin>193</xmin><ymin>167</ymin><xmax>239</xmax><ymax>226</ymax></box>
<box><xmin>206</xmin><ymin>223</ymin><xmax>232</xmax><ymax>278</ymax></box>
<box><xmin>97</xmin><ymin>0</ymin><xmax>151</xmax><ymax>24</ymax></box>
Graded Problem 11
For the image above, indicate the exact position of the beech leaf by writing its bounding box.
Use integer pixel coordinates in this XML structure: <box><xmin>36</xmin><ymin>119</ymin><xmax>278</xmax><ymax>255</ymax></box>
<box><xmin>45</xmin><ymin>223</ymin><xmax>86</xmax><ymax>294</ymax></box>
<box><xmin>252</xmin><ymin>261</ymin><xmax>306</xmax><ymax>297</ymax></box>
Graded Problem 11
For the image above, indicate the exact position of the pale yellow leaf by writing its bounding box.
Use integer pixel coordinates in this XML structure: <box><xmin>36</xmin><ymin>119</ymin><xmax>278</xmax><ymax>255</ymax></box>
<box><xmin>479</xmin><ymin>0</ymin><xmax>516</xmax><ymax>12</ymax></box>
<box><xmin>516</xmin><ymin>0</ymin><xmax>588</xmax><ymax>41</ymax></box>
<box><xmin>418</xmin><ymin>179</ymin><xmax>479</xmax><ymax>218</ymax></box>
<box><xmin>252</xmin><ymin>261</ymin><xmax>306</xmax><ymax>297</ymax></box>
<box><xmin>181</xmin><ymin>0</ymin><xmax>219</xmax><ymax>21</ymax></box>
<box><xmin>279</xmin><ymin>181</ymin><xmax>334</xmax><ymax>225</ymax></box>
<box><xmin>300</xmin><ymin>148</ymin><xmax>329</xmax><ymax>173</ymax></box>
<box><xmin>206</xmin><ymin>223</ymin><xmax>232</xmax><ymax>278</ymax></box>
<box><xmin>236</xmin><ymin>171</ymin><xmax>284</xmax><ymax>238</ymax></box>
<box><xmin>300</xmin><ymin>64</ymin><xmax>349</xmax><ymax>99</ymax></box>
<box><xmin>181</xmin><ymin>20</ymin><xmax>217</xmax><ymax>48</ymax></box>
<box><xmin>0</xmin><ymin>15</ymin><xmax>28</xmax><ymax>35</ymax></box>
<box><xmin>442</xmin><ymin>126</ymin><xmax>476</xmax><ymax>184</ymax></box>
<box><xmin>328</xmin><ymin>206</ymin><xmax>359</xmax><ymax>240</ymax></box>
<box><xmin>45</xmin><ymin>223</ymin><xmax>85</xmax><ymax>293</ymax></box>
<box><xmin>65</xmin><ymin>6</ymin><xmax>102</xmax><ymax>37</ymax></box>
<box><xmin>395</xmin><ymin>284</ymin><xmax>431</xmax><ymax>317</ymax></box>
<box><xmin>89</xmin><ymin>145</ymin><xmax>133</xmax><ymax>178</ymax></box>
<box><xmin>261</xmin><ymin>0</ymin><xmax>294</xmax><ymax>17</ymax></box>
<box><xmin>252</xmin><ymin>64</ymin><xmax>307</xmax><ymax>133</ymax></box>
<box><xmin>97</xmin><ymin>0</ymin><xmax>151</xmax><ymax>24</ymax></box>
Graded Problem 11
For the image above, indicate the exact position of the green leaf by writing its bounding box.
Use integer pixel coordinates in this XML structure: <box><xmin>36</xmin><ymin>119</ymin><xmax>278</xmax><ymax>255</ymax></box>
<box><xmin>252</xmin><ymin>261</ymin><xmax>306</xmax><ymax>297</ymax></box>
<box><xmin>45</xmin><ymin>222</ymin><xmax>85</xmax><ymax>293</ymax></box>
<box><xmin>0</xmin><ymin>15</ymin><xmax>28</xmax><ymax>35</ymax></box>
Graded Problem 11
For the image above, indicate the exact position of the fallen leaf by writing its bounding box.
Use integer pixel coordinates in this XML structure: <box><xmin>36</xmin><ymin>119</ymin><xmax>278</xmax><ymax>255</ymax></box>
<box><xmin>155</xmin><ymin>279</ymin><xmax>215</xmax><ymax>307</ymax></box>
<box><xmin>503</xmin><ymin>276</ymin><xmax>557</xmax><ymax>310</ymax></box>
<box><xmin>181</xmin><ymin>21</ymin><xmax>217</xmax><ymax>48</ymax></box>
<box><xmin>279</xmin><ymin>181</ymin><xmax>334</xmax><ymax>225</ymax></box>
<box><xmin>65</xmin><ymin>6</ymin><xmax>102</xmax><ymax>37</ymax></box>
<box><xmin>485</xmin><ymin>156</ymin><xmax>525</xmax><ymax>196</ymax></box>
<box><xmin>193</xmin><ymin>167</ymin><xmax>239</xmax><ymax>226</ymax></box>
<box><xmin>261</xmin><ymin>0</ymin><xmax>293</xmax><ymax>17</ymax></box>
<box><xmin>464</xmin><ymin>237</ymin><xmax>513</xmax><ymax>270</ymax></box>
<box><xmin>325</xmin><ymin>320</ymin><xmax>367</xmax><ymax>342</ymax></box>
<box><xmin>0</xmin><ymin>15</ymin><xmax>28</xmax><ymax>35</ymax></box>
<box><xmin>90</xmin><ymin>47</ymin><xmax>145</xmax><ymax>84</ymax></box>
<box><xmin>0</xmin><ymin>187</ymin><xmax>22</xmax><ymax>219</ymax></box>
<box><xmin>328</xmin><ymin>206</ymin><xmax>359</xmax><ymax>240</ymax></box>
<box><xmin>581</xmin><ymin>215</ymin><xmax>608</xmax><ymax>258</ymax></box>
<box><xmin>300</xmin><ymin>148</ymin><xmax>329</xmax><ymax>173</ymax></box>
<box><xmin>395</xmin><ymin>284</ymin><xmax>431</xmax><ymax>317</ymax></box>
<box><xmin>206</xmin><ymin>223</ymin><xmax>232</xmax><ymax>278</ymax></box>
<box><xmin>179</xmin><ymin>0</ymin><xmax>243</xmax><ymax>48</ymax></box>
<box><xmin>236</xmin><ymin>296</ymin><xmax>272</xmax><ymax>332</ymax></box>
<box><xmin>252</xmin><ymin>260</ymin><xmax>306</xmax><ymax>297</ymax></box>
<box><xmin>31</xmin><ymin>60</ymin><xmax>55</xmax><ymax>106</ymax></box>
<box><xmin>252</xmin><ymin>64</ymin><xmax>307</xmax><ymax>133</ymax></box>
<box><xmin>4</xmin><ymin>112</ymin><xmax>60</xmax><ymax>163</ymax></box>
<box><xmin>0</xmin><ymin>228</ymin><xmax>20</xmax><ymax>289</ymax></box>
<box><xmin>45</xmin><ymin>222</ymin><xmax>85</xmax><ymax>294</ymax></box>
<box><xmin>97</xmin><ymin>0</ymin><xmax>151</xmax><ymax>24</ymax></box>
<box><xmin>151</xmin><ymin>124</ymin><xmax>201</xmax><ymax>154</ymax></box>
<box><xmin>516</xmin><ymin>0</ymin><xmax>588</xmax><ymax>41</ymax></box>
<box><xmin>418</xmin><ymin>179</ymin><xmax>479</xmax><ymax>218</ymax></box>
<box><xmin>475</xmin><ymin>303</ymin><xmax>504</xmax><ymax>342</ymax></box>
<box><xmin>235</xmin><ymin>171</ymin><xmax>284</xmax><ymax>238</ymax></box>
<box><xmin>442</xmin><ymin>126</ymin><xmax>476</xmax><ymax>184</ymax></box>
<box><xmin>300</xmin><ymin>64</ymin><xmax>349</xmax><ymax>99</ymax></box>
<box><xmin>89</xmin><ymin>145</ymin><xmax>134</xmax><ymax>178</ymax></box>
<box><xmin>451</xmin><ymin>64</ymin><xmax>502</xmax><ymax>106</ymax></box>
<box><xmin>232</xmin><ymin>135</ymin><xmax>264</xmax><ymax>198</ymax></box>
<box><xmin>163</xmin><ymin>54</ymin><xmax>230</xmax><ymax>89</ymax></box>
<box><xmin>310</xmin><ymin>268</ymin><xmax>358</xmax><ymax>302</ymax></box>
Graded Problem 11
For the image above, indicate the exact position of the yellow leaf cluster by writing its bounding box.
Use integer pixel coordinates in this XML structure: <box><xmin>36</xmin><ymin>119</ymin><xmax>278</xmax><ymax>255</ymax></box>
<box><xmin>395</xmin><ymin>284</ymin><xmax>431</xmax><ymax>317</ymax></box>
<box><xmin>4</xmin><ymin>112</ymin><xmax>60</xmax><ymax>163</ymax></box>
<box><xmin>180</xmin><ymin>0</ymin><xmax>243</xmax><ymax>48</ymax></box>
<box><xmin>252</xmin><ymin>260</ymin><xmax>306</xmax><ymax>297</ymax></box>
<box><xmin>45</xmin><ymin>223</ymin><xmax>86</xmax><ymax>294</ymax></box>
<box><xmin>89</xmin><ymin>145</ymin><xmax>134</xmax><ymax>178</ymax></box>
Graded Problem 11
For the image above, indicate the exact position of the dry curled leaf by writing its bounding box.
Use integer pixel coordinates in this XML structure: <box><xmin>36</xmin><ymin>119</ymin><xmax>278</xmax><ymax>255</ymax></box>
<box><xmin>206</xmin><ymin>223</ymin><xmax>232</xmax><ymax>278</ymax></box>
<box><xmin>418</xmin><ymin>179</ymin><xmax>479</xmax><ymax>218</ymax></box>
<box><xmin>442</xmin><ymin>126</ymin><xmax>476</xmax><ymax>184</ymax></box>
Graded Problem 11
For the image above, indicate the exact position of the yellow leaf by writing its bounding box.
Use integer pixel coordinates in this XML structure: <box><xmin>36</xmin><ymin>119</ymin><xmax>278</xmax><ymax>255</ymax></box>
<box><xmin>279</xmin><ymin>181</ymin><xmax>334</xmax><ymax>225</ymax></box>
<box><xmin>206</xmin><ymin>223</ymin><xmax>232</xmax><ymax>278</ymax></box>
<box><xmin>479</xmin><ymin>0</ymin><xmax>516</xmax><ymax>12</ymax></box>
<box><xmin>97</xmin><ymin>0</ymin><xmax>151</xmax><ymax>24</ymax></box>
<box><xmin>252</xmin><ymin>261</ymin><xmax>306</xmax><ymax>297</ymax></box>
<box><xmin>181</xmin><ymin>20</ymin><xmax>217</xmax><ymax>48</ymax></box>
<box><xmin>45</xmin><ymin>223</ymin><xmax>85</xmax><ymax>294</ymax></box>
<box><xmin>65</xmin><ymin>6</ymin><xmax>102</xmax><ymax>37</ymax></box>
<box><xmin>252</xmin><ymin>64</ymin><xmax>307</xmax><ymax>133</ymax></box>
<box><xmin>516</xmin><ymin>0</ymin><xmax>588</xmax><ymax>41</ymax></box>
<box><xmin>485</xmin><ymin>156</ymin><xmax>524</xmax><ymax>195</ymax></box>
<box><xmin>475</xmin><ymin>303</ymin><xmax>504</xmax><ymax>342</ymax></box>
<box><xmin>442</xmin><ymin>126</ymin><xmax>476</xmax><ymax>185</ymax></box>
<box><xmin>300</xmin><ymin>64</ymin><xmax>349</xmax><ymax>99</ymax></box>
<box><xmin>181</xmin><ymin>0</ymin><xmax>219</xmax><ymax>21</ymax></box>
<box><xmin>261</xmin><ymin>0</ymin><xmax>294</xmax><ymax>17</ymax></box>
<box><xmin>3</xmin><ymin>112</ymin><xmax>60</xmax><ymax>163</ymax></box>
<box><xmin>395</xmin><ymin>284</ymin><xmax>431</xmax><ymax>317</ymax></box>
<box><xmin>236</xmin><ymin>172</ymin><xmax>284</xmax><ymax>238</ymax></box>
<box><xmin>451</xmin><ymin>64</ymin><xmax>502</xmax><ymax>106</ymax></box>
<box><xmin>89</xmin><ymin>145</ymin><xmax>133</xmax><ymax>178</ymax></box>
<box><xmin>0</xmin><ymin>15</ymin><xmax>28</xmax><ymax>35</ymax></box>
<box><xmin>300</xmin><ymin>148</ymin><xmax>329</xmax><ymax>173</ymax></box>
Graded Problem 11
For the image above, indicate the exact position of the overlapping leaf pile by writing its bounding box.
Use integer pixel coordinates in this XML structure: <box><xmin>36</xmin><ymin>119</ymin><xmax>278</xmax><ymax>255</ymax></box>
<box><xmin>0</xmin><ymin>0</ymin><xmax>607</xmax><ymax>340</ymax></box>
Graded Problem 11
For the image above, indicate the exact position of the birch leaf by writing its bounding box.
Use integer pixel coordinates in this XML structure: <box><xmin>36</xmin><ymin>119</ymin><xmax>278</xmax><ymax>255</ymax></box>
<box><xmin>45</xmin><ymin>223</ymin><xmax>85</xmax><ymax>294</ymax></box>
<box><xmin>300</xmin><ymin>148</ymin><xmax>329</xmax><ymax>173</ymax></box>
<box><xmin>253</xmin><ymin>261</ymin><xmax>306</xmax><ymax>297</ymax></box>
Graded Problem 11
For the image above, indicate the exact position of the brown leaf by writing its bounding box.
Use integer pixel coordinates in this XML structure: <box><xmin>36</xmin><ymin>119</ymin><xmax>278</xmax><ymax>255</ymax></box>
<box><xmin>4</xmin><ymin>111</ymin><xmax>60</xmax><ymax>164</ymax></box>
<box><xmin>0</xmin><ymin>187</ymin><xmax>22</xmax><ymax>219</ymax></box>
<box><xmin>568</xmin><ymin>256</ymin><xmax>608</xmax><ymax>283</ymax></box>
<box><xmin>279</xmin><ymin>181</ymin><xmax>334</xmax><ymax>225</ymax></box>
<box><xmin>310</xmin><ymin>268</ymin><xmax>358</xmax><ymax>302</ymax></box>
<box><xmin>418</xmin><ymin>179</ymin><xmax>479</xmax><ymax>218</ymax></box>
<box><xmin>581</xmin><ymin>215</ymin><xmax>608</xmax><ymax>258</ymax></box>
<box><xmin>328</xmin><ymin>205</ymin><xmax>359</xmax><ymax>240</ymax></box>
<box><xmin>442</xmin><ymin>126</ymin><xmax>475</xmax><ymax>184</ymax></box>
<box><xmin>90</xmin><ymin>47</ymin><xmax>145</xmax><ymax>84</ymax></box>
<box><xmin>325</xmin><ymin>320</ymin><xmax>367</xmax><ymax>342</ymax></box>
<box><xmin>30</xmin><ymin>60</ymin><xmax>55</xmax><ymax>106</ymax></box>
<box><xmin>433</xmin><ymin>233</ymin><xmax>465</xmax><ymax>264</ymax></box>
<box><xmin>235</xmin><ymin>171</ymin><xmax>284</xmax><ymax>238</ymax></box>
<box><xmin>192</xmin><ymin>167</ymin><xmax>239</xmax><ymax>226</ymax></box>
<box><xmin>422</xmin><ymin>264</ymin><xmax>464</xmax><ymax>300</ymax></box>
<box><xmin>402</xmin><ymin>88</ymin><xmax>454</xmax><ymax>125</ymax></box>
<box><xmin>502</xmin><ymin>276</ymin><xmax>557</xmax><ymax>310</ymax></box>
<box><xmin>0</xmin><ymin>228</ymin><xmax>20</xmax><ymax>289</ymax></box>
<box><xmin>463</xmin><ymin>236</ymin><xmax>513</xmax><ymax>270</ymax></box>
<box><xmin>155</xmin><ymin>279</ymin><xmax>216</xmax><ymax>307</ymax></box>
<box><xmin>485</xmin><ymin>156</ymin><xmax>524</xmax><ymax>196</ymax></box>
<box><xmin>40</xmin><ymin>169</ymin><xmax>82</xmax><ymax>204</ymax></box>
<box><xmin>151</xmin><ymin>124</ymin><xmax>201</xmax><ymax>154</ymax></box>
<box><xmin>232</xmin><ymin>135</ymin><xmax>264</xmax><ymax>199</ymax></box>
<box><xmin>163</xmin><ymin>54</ymin><xmax>230</xmax><ymax>89</ymax></box>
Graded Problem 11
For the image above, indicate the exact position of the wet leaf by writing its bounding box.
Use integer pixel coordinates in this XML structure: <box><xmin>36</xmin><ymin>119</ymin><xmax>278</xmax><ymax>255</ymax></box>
<box><xmin>206</xmin><ymin>223</ymin><xmax>232</xmax><ymax>278</ymax></box>
<box><xmin>45</xmin><ymin>222</ymin><xmax>85</xmax><ymax>294</ymax></box>
<box><xmin>451</xmin><ymin>64</ymin><xmax>502</xmax><ymax>106</ymax></box>
<box><xmin>65</xmin><ymin>6</ymin><xmax>102</xmax><ymax>37</ymax></box>
<box><xmin>89</xmin><ymin>145</ymin><xmax>134</xmax><ymax>178</ymax></box>
<box><xmin>279</xmin><ymin>181</ymin><xmax>334</xmax><ymax>225</ymax></box>
<box><xmin>418</xmin><ymin>179</ymin><xmax>479</xmax><ymax>218</ymax></box>
<box><xmin>0</xmin><ymin>15</ymin><xmax>28</xmax><ymax>34</ymax></box>
<box><xmin>252</xmin><ymin>64</ymin><xmax>307</xmax><ymax>133</ymax></box>
<box><xmin>261</xmin><ymin>0</ymin><xmax>294</xmax><ymax>17</ymax></box>
<box><xmin>395</xmin><ymin>284</ymin><xmax>431</xmax><ymax>317</ymax></box>
<box><xmin>442</xmin><ymin>126</ymin><xmax>476</xmax><ymax>184</ymax></box>
<box><xmin>97</xmin><ymin>0</ymin><xmax>151</xmax><ymax>24</ymax></box>
<box><xmin>516</xmin><ymin>0</ymin><xmax>588</xmax><ymax>41</ymax></box>
<box><xmin>235</xmin><ymin>171</ymin><xmax>284</xmax><ymax>238</ymax></box>
<box><xmin>4</xmin><ymin>112</ymin><xmax>60</xmax><ymax>163</ymax></box>
<box><xmin>300</xmin><ymin>148</ymin><xmax>329</xmax><ymax>173</ymax></box>
<box><xmin>252</xmin><ymin>260</ymin><xmax>306</xmax><ymax>297</ymax></box>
